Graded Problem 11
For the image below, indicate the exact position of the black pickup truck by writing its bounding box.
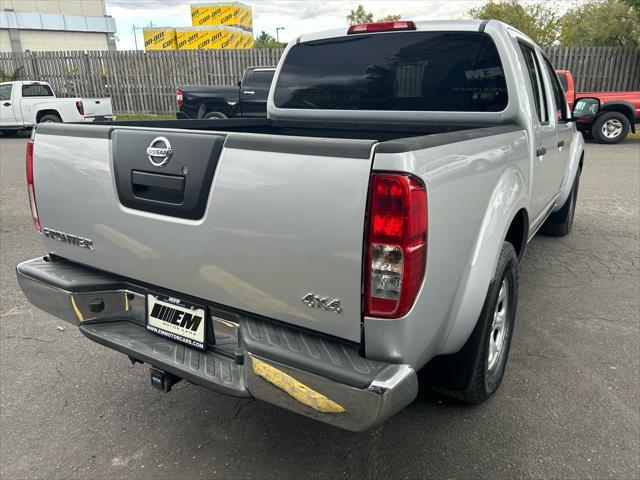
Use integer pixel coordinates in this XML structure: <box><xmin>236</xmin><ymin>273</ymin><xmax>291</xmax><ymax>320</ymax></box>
<box><xmin>176</xmin><ymin>66</ymin><xmax>275</xmax><ymax>119</ymax></box>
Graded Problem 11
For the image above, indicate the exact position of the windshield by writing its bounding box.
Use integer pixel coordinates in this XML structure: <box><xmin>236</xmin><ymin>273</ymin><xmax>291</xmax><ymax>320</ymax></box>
<box><xmin>274</xmin><ymin>31</ymin><xmax>508</xmax><ymax>112</ymax></box>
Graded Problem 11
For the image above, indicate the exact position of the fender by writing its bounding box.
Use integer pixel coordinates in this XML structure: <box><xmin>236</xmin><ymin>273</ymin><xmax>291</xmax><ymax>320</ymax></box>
<box><xmin>438</xmin><ymin>164</ymin><xmax>528</xmax><ymax>354</ymax></box>
<box><xmin>553</xmin><ymin>129</ymin><xmax>584</xmax><ymax>213</ymax></box>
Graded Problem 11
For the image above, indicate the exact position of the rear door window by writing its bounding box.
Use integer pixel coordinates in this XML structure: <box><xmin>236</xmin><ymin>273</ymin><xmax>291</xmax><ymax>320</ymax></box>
<box><xmin>22</xmin><ymin>84</ymin><xmax>54</xmax><ymax>97</ymax></box>
<box><xmin>274</xmin><ymin>32</ymin><xmax>508</xmax><ymax>112</ymax></box>
<box><xmin>518</xmin><ymin>43</ymin><xmax>548</xmax><ymax>124</ymax></box>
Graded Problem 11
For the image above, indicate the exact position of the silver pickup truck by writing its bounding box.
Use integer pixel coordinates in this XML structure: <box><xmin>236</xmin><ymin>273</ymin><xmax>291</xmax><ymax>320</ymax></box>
<box><xmin>17</xmin><ymin>20</ymin><xmax>600</xmax><ymax>431</ymax></box>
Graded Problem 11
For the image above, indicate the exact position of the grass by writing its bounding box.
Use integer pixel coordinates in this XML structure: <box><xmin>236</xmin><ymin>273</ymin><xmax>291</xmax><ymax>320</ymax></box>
<box><xmin>115</xmin><ymin>114</ymin><xmax>176</xmax><ymax>121</ymax></box>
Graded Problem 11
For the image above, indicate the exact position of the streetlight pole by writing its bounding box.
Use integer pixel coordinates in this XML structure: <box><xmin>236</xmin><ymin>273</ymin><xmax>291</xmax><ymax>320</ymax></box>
<box><xmin>276</xmin><ymin>27</ymin><xmax>285</xmax><ymax>43</ymax></box>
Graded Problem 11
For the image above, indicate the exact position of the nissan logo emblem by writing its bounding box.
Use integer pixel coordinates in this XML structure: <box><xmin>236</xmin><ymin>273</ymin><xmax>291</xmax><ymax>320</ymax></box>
<box><xmin>146</xmin><ymin>136</ymin><xmax>173</xmax><ymax>167</ymax></box>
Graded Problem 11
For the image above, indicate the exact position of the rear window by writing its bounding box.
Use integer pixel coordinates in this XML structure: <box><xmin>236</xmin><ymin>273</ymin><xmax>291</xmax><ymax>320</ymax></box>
<box><xmin>274</xmin><ymin>31</ymin><xmax>508</xmax><ymax>112</ymax></box>
<box><xmin>22</xmin><ymin>84</ymin><xmax>54</xmax><ymax>97</ymax></box>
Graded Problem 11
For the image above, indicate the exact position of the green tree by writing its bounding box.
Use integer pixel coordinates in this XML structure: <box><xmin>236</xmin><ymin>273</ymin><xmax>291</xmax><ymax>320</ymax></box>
<box><xmin>468</xmin><ymin>0</ymin><xmax>560</xmax><ymax>45</ymax></box>
<box><xmin>347</xmin><ymin>4</ymin><xmax>401</xmax><ymax>25</ymax></box>
<box><xmin>560</xmin><ymin>0</ymin><xmax>640</xmax><ymax>46</ymax></box>
<box><xmin>254</xmin><ymin>30</ymin><xmax>282</xmax><ymax>49</ymax></box>
<box><xmin>347</xmin><ymin>5</ymin><xmax>374</xmax><ymax>24</ymax></box>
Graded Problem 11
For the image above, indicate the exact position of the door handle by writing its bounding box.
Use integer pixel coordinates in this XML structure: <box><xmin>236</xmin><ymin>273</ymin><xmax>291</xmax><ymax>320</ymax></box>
<box><xmin>2</xmin><ymin>102</ymin><xmax>10</xmax><ymax>107</ymax></box>
<box><xmin>536</xmin><ymin>146</ymin><xmax>547</xmax><ymax>157</ymax></box>
<box><xmin>557</xmin><ymin>139</ymin><xmax>565</xmax><ymax>148</ymax></box>
<box><xmin>243</xmin><ymin>90</ymin><xmax>255</xmax><ymax>95</ymax></box>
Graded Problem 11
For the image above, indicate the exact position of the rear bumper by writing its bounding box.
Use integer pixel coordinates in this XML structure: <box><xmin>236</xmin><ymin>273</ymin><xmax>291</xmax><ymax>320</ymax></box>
<box><xmin>82</xmin><ymin>115</ymin><xmax>116</xmax><ymax>123</ymax></box>
<box><xmin>16</xmin><ymin>256</ymin><xmax>417</xmax><ymax>431</ymax></box>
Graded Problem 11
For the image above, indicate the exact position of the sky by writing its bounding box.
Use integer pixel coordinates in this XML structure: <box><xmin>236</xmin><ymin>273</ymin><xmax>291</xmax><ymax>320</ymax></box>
<box><xmin>105</xmin><ymin>0</ymin><xmax>581</xmax><ymax>50</ymax></box>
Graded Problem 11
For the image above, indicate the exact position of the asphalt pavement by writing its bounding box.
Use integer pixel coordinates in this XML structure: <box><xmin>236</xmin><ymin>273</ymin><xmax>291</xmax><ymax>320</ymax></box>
<box><xmin>1</xmin><ymin>134</ymin><xmax>638</xmax><ymax>479</ymax></box>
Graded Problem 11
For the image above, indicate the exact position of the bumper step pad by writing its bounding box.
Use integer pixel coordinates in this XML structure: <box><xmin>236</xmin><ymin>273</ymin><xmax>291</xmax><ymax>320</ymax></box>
<box><xmin>80</xmin><ymin>321</ymin><xmax>249</xmax><ymax>397</ymax></box>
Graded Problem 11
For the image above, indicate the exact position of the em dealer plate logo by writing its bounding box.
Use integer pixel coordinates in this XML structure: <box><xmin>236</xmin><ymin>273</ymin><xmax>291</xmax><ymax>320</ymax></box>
<box><xmin>146</xmin><ymin>136</ymin><xmax>173</xmax><ymax>167</ymax></box>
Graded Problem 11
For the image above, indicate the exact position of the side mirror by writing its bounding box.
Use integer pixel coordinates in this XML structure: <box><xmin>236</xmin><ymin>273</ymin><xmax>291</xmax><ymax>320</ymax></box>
<box><xmin>571</xmin><ymin>97</ymin><xmax>600</xmax><ymax>120</ymax></box>
<box><xmin>237</xmin><ymin>80</ymin><xmax>242</xmax><ymax>87</ymax></box>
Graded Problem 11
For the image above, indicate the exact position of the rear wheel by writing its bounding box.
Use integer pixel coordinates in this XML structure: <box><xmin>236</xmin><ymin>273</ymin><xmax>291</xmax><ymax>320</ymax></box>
<box><xmin>422</xmin><ymin>242</ymin><xmax>519</xmax><ymax>403</ymax></box>
<box><xmin>541</xmin><ymin>167</ymin><xmax>581</xmax><ymax>236</ymax></box>
<box><xmin>203</xmin><ymin>111</ymin><xmax>227</xmax><ymax>119</ymax></box>
<box><xmin>39</xmin><ymin>114</ymin><xmax>62</xmax><ymax>123</ymax></box>
<box><xmin>591</xmin><ymin>111</ymin><xmax>630</xmax><ymax>144</ymax></box>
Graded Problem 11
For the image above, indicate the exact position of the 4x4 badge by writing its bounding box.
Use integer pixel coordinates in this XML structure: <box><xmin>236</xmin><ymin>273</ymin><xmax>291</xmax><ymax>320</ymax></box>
<box><xmin>301</xmin><ymin>293</ymin><xmax>342</xmax><ymax>314</ymax></box>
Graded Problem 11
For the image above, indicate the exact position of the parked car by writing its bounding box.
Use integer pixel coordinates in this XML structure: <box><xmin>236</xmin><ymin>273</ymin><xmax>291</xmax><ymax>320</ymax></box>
<box><xmin>176</xmin><ymin>66</ymin><xmax>275</xmax><ymax>120</ymax></box>
<box><xmin>556</xmin><ymin>69</ymin><xmax>639</xmax><ymax>144</ymax></box>
<box><xmin>17</xmin><ymin>20</ymin><xmax>599</xmax><ymax>431</ymax></box>
<box><xmin>0</xmin><ymin>81</ymin><xmax>115</xmax><ymax>135</ymax></box>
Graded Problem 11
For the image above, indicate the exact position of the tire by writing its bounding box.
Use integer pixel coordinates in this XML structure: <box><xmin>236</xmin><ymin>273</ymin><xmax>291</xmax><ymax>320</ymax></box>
<box><xmin>541</xmin><ymin>167</ymin><xmax>581</xmax><ymax>236</ymax></box>
<box><xmin>39</xmin><ymin>114</ymin><xmax>62</xmax><ymax>123</ymax></box>
<box><xmin>203</xmin><ymin>112</ymin><xmax>227</xmax><ymax>119</ymax></box>
<box><xmin>591</xmin><ymin>111</ymin><xmax>630</xmax><ymax>144</ymax></box>
<box><xmin>421</xmin><ymin>242</ymin><xmax>519</xmax><ymax>404</ymax></box>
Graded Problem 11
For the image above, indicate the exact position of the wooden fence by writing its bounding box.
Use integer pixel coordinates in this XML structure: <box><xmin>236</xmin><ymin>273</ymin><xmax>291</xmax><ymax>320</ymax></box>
<box><xmin>0</xmin><ymin>47</ymin><xmax>638</xmax><ymax>114</ymax></box>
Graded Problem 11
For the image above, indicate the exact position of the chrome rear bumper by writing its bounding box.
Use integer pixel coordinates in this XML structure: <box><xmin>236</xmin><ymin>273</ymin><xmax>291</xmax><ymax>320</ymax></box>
<box><xmin>16</xmin><ymin>256</ymin><xmax>417</xmax><ymax>431</ymax></box>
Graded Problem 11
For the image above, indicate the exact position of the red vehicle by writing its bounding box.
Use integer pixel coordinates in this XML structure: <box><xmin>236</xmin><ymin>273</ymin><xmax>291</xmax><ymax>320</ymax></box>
<box><xmin>556</xmin><ymin>70</ymin><xmax>639</xmax><ymax>144</ymax></box>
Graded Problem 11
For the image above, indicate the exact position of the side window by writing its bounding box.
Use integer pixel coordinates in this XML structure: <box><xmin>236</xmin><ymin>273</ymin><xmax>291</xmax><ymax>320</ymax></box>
<box><xmin>519</xmin><ymin>43</ymin><xmax>548</xmax><ymax>124</ymax></box>
<box><xmin>542</xmin><ymin>57</ymin><xmax>568</xmax><ymax>121</ymax></box>
<box><xmin>558</xmin><ymin>73</ymin><xmax>568</xmax><ymax>92</ymax></box>
<box><xmin>253</xmin><ymin>70</ymin><xmax>274</xmax><ymax>87</ymax></box>
<box><xmin>0</xmin><ymin>84</ymin><xmax>12</xmax><ymax>102</ymax></box>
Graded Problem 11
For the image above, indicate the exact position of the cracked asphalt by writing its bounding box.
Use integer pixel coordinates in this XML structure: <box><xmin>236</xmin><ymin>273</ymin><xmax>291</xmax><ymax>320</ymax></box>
<box><xmin>1</xmin><ymin>135</ymin><xmax>639</xmax><ymax>479</ymax></box>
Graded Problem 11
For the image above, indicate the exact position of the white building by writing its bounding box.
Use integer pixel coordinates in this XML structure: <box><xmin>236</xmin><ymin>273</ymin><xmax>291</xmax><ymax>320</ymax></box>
<box><xmin>0</xmin><ymin>0</ymin><xmax>116</xmax><ymax>52</ymax></box>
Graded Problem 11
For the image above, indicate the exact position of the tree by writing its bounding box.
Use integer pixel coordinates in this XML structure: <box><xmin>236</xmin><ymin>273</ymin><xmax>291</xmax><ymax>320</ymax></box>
<box><xmin>468</xmin><ymin>0</ymin><xmax>560</xmax><ymax>45</ymax></box>
<box><xmin>560</xmin><ymin>0</ymin><xmax>640</xmax><ymax>46</ymax></box>
<box><xmin>347</xmin><ymin>4</ymin><xmax>401</xmax><ymax>25</ymax></box>
<box><xmin>254</xmin><ymin>30</ymin><xmax>282</xmax><ymax>49</ymax></box>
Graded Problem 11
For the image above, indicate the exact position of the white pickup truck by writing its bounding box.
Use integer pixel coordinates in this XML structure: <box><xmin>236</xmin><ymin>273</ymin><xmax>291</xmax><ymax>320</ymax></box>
<box><xmin>17</xmin><ymin>20</ymin><xmax>601</xmax><ymax>431</ymax></box>
<box><xmin>0</xmin><ymin>81</ymin><xmax>114</xmax><ymax>134</ymax></box>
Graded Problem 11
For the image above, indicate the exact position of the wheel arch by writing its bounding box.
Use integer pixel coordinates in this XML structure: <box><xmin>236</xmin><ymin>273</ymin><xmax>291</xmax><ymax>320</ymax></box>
<box><xmin>505</xmin><ymin>208</ymin><xmax>529</xmax><ymax>260</ymax></box>
<box><xmin>36</xmin><ymin>109</ymin><xmax>61</xmax><ymax>123</ymax></box>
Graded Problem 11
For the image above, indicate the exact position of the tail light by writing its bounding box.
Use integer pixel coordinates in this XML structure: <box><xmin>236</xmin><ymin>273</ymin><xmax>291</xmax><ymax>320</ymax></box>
<box><xmin>176</xmin><ymin>89</ymin><xmax>183</xmax><ymax>107</ymax></box>
<box><xmin>348</xmin><ymin>21</ymin><xmax>416</xmax><ymax>34</ymax></box>
<box><xmin>26</xmin><ymin>139</ymin><xmax>41</xmax><ymax>233</ymax></box>
<box><xmin>75</xmin><ymin>100</ymin><xmax>84</xmax><ymax>115</ymax></box>
<box><xmin>364</xmin><ymin>173</ymin><xmax>427</xmax><ymax>318</ymax></box>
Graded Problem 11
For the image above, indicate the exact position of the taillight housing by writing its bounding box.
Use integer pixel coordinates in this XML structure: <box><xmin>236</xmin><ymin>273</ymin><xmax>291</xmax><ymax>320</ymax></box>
<box><xmin>26</xmin><ymin>139</ymin><xmax>41</xmax><ymax>233</ymax></box>
<box><xmin>75</xmin><ymin>100</ymin><xmax>84</xmax><ymax>115</ymax></box>
<box><xmin>176</xmin><ymin>88</ymin><xmax>183</xmax><ymax>107</ymax></box>
<box><xmin>365</xmin><ymin>173</ymin><xmax>427</xmax><ymax>318</ymax></box>
<box><xmin>348</xmin><ymin>20</ymin><xmax>416</xmax><ymax>34</ymax></box>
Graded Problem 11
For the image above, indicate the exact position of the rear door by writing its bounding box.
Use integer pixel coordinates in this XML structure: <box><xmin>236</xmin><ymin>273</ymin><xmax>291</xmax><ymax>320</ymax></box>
<box><xmin>239</xmin><ymin>69</ymin><xmax>274</xmax><ymax>117</ymax></box>
<box><xmin>33</xmin><ymin>126</ymin><xmax>375</xmax><ymax>342</ymax></box>
<box><xmin>0</xmin><ymin>83</ymin><xmax>19</xmax><ymax>127</ymax></box>
<box><xmin>518</xmin><ymin>42</ymin><xmax>559</xmax><ymax>221</ymax></box>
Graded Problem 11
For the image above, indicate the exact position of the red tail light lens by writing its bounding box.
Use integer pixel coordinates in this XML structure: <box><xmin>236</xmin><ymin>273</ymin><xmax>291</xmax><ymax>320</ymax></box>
<box><xmin>365</xmin><ymin>173</ymin><xmax>427</xmax><ymax>318</ymax></box>
<box><xmin>75</xmin><ymin>100</ymin><xmax>84</xmax><ymax>115</ymax></box>
<box><xmin>348</xmin><ymin>21</ymin><xmax>416</xmax><ymax>34</ymax></box>
<box><xmin>176</xmin><ymin>89</ymin><xmax>183</xmax><ymax>107</ymax></box>
<box><xmin>26</xmin><ymin>139</ymin><xmax>41</xmax><ymax>233</ymax></box>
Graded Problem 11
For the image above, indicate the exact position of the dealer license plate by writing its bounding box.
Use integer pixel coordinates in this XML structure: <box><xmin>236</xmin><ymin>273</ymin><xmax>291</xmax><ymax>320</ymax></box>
<box><xmin>146</xmin><ymin>293</ymin><xmax>207</xmax><ymax>350</ymax></box>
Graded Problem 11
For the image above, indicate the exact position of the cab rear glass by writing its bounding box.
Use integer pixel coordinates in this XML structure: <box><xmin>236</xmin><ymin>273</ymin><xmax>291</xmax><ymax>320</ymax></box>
<box><xmin>22</xmin><ymin>84</ymin><xmax>54</xmax><ymax>97</ymax></box>
<box><xmin>274</xmin><ymin>31</ymin><xmax>508</xmax><ymax>112</ymax></box>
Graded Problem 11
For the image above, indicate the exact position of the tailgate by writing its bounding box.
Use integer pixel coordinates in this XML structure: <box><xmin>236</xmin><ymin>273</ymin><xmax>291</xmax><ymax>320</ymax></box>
<box><xmin>32</xmin><ymin>125</ymin><xmax>375</xmax><ymax>342</ymax></box>
<box><xmin>82</xmin><ymin>98</ymin><xmax>113</xmax><ymax>117</ymax></box>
